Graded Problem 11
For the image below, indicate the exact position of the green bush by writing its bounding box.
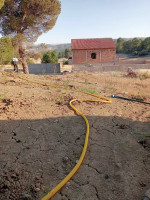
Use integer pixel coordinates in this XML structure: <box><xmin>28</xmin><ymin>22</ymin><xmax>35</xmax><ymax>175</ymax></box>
<box><xmin>138</xmin><ymin>50</ymin><xmax>149</xmax><ymax>56</ymax></box>
<box><xmin>132</xmin><ymin>51</ymin><xmax>138</xmax><ymax>56</ymax></box>
<box><xmin>0</xmin><ymin>36</ymin><xmax>14</xmax><ymax>65</ymax></box>
<box><xmin>42</xmin><ymin>51</ymin><xmax>58</xmax><ymax>63</ymax></box>
<box><xmin>63</xmin><ymin>60</ymin><xmax>68</xmax><ymax>65</ymax></box>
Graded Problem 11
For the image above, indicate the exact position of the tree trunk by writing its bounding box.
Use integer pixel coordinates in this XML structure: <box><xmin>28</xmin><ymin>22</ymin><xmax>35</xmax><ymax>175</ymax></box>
<box><xmin>19</xmin><ymin>46</ymin><xmax>29</xmax><ymax>74</ymax></box>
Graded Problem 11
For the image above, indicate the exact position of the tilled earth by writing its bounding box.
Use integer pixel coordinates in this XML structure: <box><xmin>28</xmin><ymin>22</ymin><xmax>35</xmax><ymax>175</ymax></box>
<box><xmin>0</xmin><ymin>71</ymin><xmax>150</xmax><ymax>200</ymax></box>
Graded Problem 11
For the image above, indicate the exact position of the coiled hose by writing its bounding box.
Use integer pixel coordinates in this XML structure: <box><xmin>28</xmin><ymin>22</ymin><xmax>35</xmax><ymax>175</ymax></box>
<box><xmin>17</xmin><ymin>75</ymin><xmax>111</xmax><ymax>200</ymax></box>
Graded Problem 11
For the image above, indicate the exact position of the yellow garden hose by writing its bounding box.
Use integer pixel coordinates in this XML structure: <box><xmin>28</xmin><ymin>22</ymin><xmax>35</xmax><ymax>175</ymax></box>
<box><xmin>16</xmin><ymin>75</ymin><xmax>111</xmax><ymax>200</ymax></box>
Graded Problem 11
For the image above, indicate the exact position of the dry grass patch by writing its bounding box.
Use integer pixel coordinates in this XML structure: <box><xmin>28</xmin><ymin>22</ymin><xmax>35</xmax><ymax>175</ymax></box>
<box><xmin>136</xmin><ymin>69</ymin><xmax>150</xmax><ymax>79</ymax></box>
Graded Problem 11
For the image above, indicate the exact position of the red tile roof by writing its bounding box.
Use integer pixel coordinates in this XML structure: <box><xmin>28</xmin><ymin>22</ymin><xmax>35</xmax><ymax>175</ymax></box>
<box><xmin>71</xmin><ymin>38</ymin><xmax>116</xmax><ymax>50</ymax></box>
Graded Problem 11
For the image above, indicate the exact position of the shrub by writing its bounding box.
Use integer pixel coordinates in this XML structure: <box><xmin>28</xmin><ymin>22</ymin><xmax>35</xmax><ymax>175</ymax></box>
<box><xmin>132</xmin><ymin>51</ymin><xmax>138</xmax><ymax>56</ymax></box>
<box><xmin>138</xmin><ymin>50</ymin><xmax>149</xmax><ymax>56</ymax></box>
<box><xmin>42</xmin><ymin>51</ymin><xmax>58</xmax><ymax>63</ymax></box>
<box><xmin>63</xmin><ymin>60</ymin><xmax>68</xmax><ymax>65</ymax></box>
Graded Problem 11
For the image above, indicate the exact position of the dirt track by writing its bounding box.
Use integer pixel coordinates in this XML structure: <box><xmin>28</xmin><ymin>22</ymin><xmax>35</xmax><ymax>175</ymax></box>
<box><xmin>0</xmin><ymin>71</ymin><xmax>150</xmax><ymax>200</ymax></box>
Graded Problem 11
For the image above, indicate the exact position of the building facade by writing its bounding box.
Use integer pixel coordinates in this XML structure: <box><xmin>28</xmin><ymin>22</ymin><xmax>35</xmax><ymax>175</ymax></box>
<box><xmin>71</xmin><ymin>38</ymin><xmax>116</xmax><ymax>64</ymax></box>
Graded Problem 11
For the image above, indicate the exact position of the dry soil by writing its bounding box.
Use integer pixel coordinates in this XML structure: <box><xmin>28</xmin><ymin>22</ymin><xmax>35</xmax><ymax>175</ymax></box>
<box><xmin>0</xmin><ymin>71</ymin><xmax>150</xmax><ymax>200</ymax></box>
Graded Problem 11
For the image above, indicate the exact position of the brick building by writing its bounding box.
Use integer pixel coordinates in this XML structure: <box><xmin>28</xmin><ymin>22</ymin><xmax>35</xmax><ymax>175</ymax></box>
<box><xmin>71</xmin><ymin>38</ymin><xmax>116</xmax><ymax>64</ymax></box>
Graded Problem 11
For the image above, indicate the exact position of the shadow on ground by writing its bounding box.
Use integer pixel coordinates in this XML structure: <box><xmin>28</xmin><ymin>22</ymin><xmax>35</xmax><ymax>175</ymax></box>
<box><xmin>4</xmin><ymin>69</ymin><xmax>23</xmax><ymax>73</ymax></box>
<box><xmin>0</xmin><ymin>115</ymin><xmax>150</xmax><ymax>200</ymax></box>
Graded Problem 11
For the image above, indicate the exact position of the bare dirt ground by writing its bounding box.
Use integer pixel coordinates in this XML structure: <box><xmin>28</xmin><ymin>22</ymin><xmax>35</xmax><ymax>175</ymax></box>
<box><xmin>118</xmin><ymin>54</ymin><xmax>150</xmax><ymax>64</ymax></box>
<box><xmin>0</xmin><ymin>71</ymin><xmax>150</xmax><ymax>200</ymax></box>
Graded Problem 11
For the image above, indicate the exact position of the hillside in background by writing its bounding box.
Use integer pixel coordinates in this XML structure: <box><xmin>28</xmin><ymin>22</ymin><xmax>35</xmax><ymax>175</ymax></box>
<box><xmin>113</xmin><ymin>37</ymin><xmax>146</xmax><ymax>42</ymax></box>
<box><xmin>28</xmin><ymin>43</ymin><xmax>71</xmax><ymax>53</ymax></box>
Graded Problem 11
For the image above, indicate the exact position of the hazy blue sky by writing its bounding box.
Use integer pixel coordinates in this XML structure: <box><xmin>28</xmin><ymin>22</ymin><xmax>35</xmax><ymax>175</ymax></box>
<box><xmin>36</xmin><ymin>0</ymin><xmax>150</xmax><ymax>44</ymax></box>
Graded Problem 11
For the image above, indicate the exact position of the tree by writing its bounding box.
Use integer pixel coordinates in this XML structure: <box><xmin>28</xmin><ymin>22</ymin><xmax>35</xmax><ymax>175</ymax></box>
<box><xmin>140</xmin><ymin>37</ymin><xmax>150</xmax><ymax>52</ymax></box>
<box><xmin>0</xmin><ymin>0</ymin><xmax>61</xmax><ymax>73</ymax></box>
<box><xmin>65</xmin><ymin>48</ymin><xmax>72</xmax><ymax>58</ymax></box>
<box><xmin>58</xmin><ymin>52</ymin><xmax>62</xmax><ymax>58</ymax></box>
<box><xmin>123</xmin><ymin>40</ymin><xmax>132</xmax><ymax>54</ymax></box>
<box><xmin>0</xmin><ymin>36</ymin><xmax>14</xmax><ymax>64</ymax></box>
<box><xmin>131</xmin><ymin>38</ymin><xmax>142</xmax><ymax>52</ymax></box>
<box><xmin>138</xmin><ymin>50</ymin><xmax>148</xmax><ymax>56</ymax></box>
<box><xmin>116</xmin><ymin>38</ymin><xmax>125</xmax><ymax>53</ymax></box>
<box><xmin>58</xmin><ymin>51</ymin><xmax>65</xmax><ymax>58</ymax></box>
<box><xmin>42</xmin><ymin>51</ymin><xmax>58</xmax><ymax>63</ymax></box>
<box><xmin>11</xmin><ymin>33</ymin><xmax>27</xmax><ymax>59</ymax></box>
<box><xmin>0</xmin><ymin>0</ymin><xmax>4</xmax><ymax>9</ymax></box>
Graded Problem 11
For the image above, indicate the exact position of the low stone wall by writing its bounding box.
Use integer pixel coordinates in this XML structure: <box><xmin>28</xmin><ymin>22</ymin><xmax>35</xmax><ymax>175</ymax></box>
<box><xmin>28</xmin><ymin>63</ymin><xmax>60</xmax><ymax>75</ymax></box>
<box><xmin>72</xmin><ymin>63</ymin><xmax>150</xmax><ymax>72</ymax></box>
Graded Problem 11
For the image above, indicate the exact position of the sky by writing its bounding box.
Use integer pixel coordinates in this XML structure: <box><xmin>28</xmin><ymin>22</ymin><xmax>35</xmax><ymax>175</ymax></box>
<box><xmin>2</xmin><ymin>0</ymin><xmax>150</xmax><ymax>45</ymax></box>
<box><xmin>35</xmin><ymin>0</ymin><xmax>150</xmax><ymax>44</ymax></box>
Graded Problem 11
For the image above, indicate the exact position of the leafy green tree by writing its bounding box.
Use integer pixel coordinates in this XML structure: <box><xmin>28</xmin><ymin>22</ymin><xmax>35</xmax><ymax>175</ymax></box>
<box><xmin>65</xmin><ymin>48</ymin><xmax>72</xmax><ymax>58</ymax></box>
<box><xmin>123</xmin><ymin>40</ymin><xmax>133</xmax><ymax>54</ymax></box>
<box><xmin>58</xmin><ymin>51</ymin><xmax>65</xmax><ymax>58</ymax></box>
<box><xmin>0</xmin><ymin>0</ymin><xmax>4</xmax><ymax>9</ymax></box>
<box><xmin>116</xmin><ymin>37</ymin><xmax>150</xmax><ymax>56</ymax></box>
<box><xmin>138</xmin><ymin>50</ymin><xmax>148</xmax><ymax>56</ymax></box>
<box><xmin>42</xmin><ymin>51</ymin><xmax>58</xmax><ymax>63</ymax></box>
<box><xmin>0</xmin><ymin>36</ymin><xmax>14</xmax><ymax>64</ymax></box>
<box><xmin>0</xmin><ymin>0</ymin><xmax>61</xmax><ymax>73</ymax></box>
<box><xmin>140</xmin><ymin>37</ymin><xmax>150</xmax><ymax>52</ymax></box>
<box><xmin>116</xmin><ymin>38</ymin><xmax>125</xmax><ymax>53</ymax></box>
<box><xmin>131</xmin><ymin>38</ymin><xmax>142</xmax><ymax>52</ymax></box>
<box><xmin>61</xmin><ymin>52</ymin><xmax>65</xmax><ymax>58</ymax></box>
<box><xmin>58</xmin><ymin>52</ymin><xmax>61</xmax><ymax>58</ymax></box>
